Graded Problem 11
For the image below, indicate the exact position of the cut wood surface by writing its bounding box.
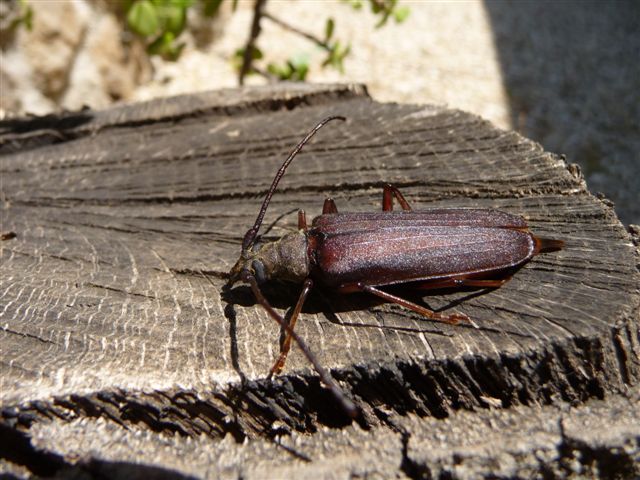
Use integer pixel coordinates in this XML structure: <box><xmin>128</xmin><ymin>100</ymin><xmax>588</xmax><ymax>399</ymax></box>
<box><xmin>1</xmin><ymin>83</ymin><xmax>639</xmax><ymax>478</ymax></box>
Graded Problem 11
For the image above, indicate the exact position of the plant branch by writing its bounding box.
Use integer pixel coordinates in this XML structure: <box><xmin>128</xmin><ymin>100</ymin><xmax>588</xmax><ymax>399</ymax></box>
<box><xmin>262</xmin><ymin>11</ymin><xmax>331</xmax><ymax>51</ymax></box>
<box><xmin>239</xmin><ymin>0</ymin><xmax>268</xmax><ymax>85</ymax></box>
<box><xmin>253</xmin><ymin>65</ymin><xmax>278</xmax><ymax>82</ymax></box>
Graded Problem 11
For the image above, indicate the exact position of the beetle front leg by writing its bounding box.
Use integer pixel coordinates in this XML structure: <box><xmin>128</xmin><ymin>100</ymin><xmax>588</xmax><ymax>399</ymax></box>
<box><xmin>356</xmin><ymin>283</ymin><xmax>471</xmax><ymax>325</ymax></box>
<box><xmin>243</xmin><ymin>271</ymin><xmax>358</xmax><ymax>417</ymax></box>
<box><xmin>268</xmin><ymin>277</ymin><xmax>314</xmax><ymax>376</ymax></box>
<box><xmin>382</xmin><ymin>184</ymin><xmax>412</xmax><ymax>211</ymax></box>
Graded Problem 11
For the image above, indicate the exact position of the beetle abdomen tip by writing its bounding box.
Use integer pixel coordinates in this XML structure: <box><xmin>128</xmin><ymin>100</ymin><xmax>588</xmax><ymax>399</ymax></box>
<box><xmin>535</xmin><ymin>237</ymin><xmax>565</xmax><ymax>253</ymax></box>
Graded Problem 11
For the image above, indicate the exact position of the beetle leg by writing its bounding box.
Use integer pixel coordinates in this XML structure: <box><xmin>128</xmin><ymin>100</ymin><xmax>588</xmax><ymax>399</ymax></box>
<box><xmin>454</xmin><ymin>278</ymin><xmax>511</xmax><ymax>288</ymax></box>
<box><xmin>413</xmin><ymin>277</ymin><xmax>512</xmax><ymax>290</ymax></box>
<box><xmin>298</xmin><ymin>209</ymin><xmax>308</xmax><ymax>230</ymax></box>
<box><xmin>244</xmin><ymin>272</ymin><xmax>358</xmax><ymax>418</ymax></box>
<box><xmin>382</xmin><ymin>184</ymin><xmax>412</xmax><ymax>211</ymax></box>
<box><xmin>323</xmin><ymin>198</ymin><xmax>338</xmax><ymax>214</ymax></box>
<box><xmin>269</xmin><ymin>278</ymin><xmax>314</xmax><ymax>376</ymax></box>
<box><xmin>356</xmin><ymin>283</ymin><xmax>470</xmax><ymax>325</ymax></box>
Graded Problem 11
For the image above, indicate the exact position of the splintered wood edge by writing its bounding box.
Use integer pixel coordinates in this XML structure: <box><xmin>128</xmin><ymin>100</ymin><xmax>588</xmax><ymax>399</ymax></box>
<box><xmin>0</xmin><ymin>83</ymin><xmax>369</xmax><ymax>153</ymax></box>
<box><xmin>11</xmin><ymin>387</ymin><xmax>638</xmax><ymax>479</ymax></box>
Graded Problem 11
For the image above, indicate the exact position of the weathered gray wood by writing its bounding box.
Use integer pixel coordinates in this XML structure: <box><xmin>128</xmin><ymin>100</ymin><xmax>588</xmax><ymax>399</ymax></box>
<box><xmin>15</xmin><ymin>386</ymin><xmax>639</xmax><ymax>479</ymax></box>
<box><xmin>1</xmin><ymin>83</ymin><xmax>639</xmax><ymax>478</ymax></box>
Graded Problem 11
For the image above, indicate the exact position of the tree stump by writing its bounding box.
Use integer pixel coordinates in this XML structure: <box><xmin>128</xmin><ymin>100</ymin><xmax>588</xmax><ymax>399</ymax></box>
<box><xmin>1</xmin><ymin>84</ymin><xmax>639</xmax><ymax>478</ymax></box>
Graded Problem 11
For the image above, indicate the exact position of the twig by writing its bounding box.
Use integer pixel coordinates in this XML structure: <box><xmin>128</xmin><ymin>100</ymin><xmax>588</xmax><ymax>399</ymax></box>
<box><xmin>262</xmin><ymin>11</ymin><xmax>331</xmax><ymax>51</ymax></box>
<box><xmin>252</xmin><ymin>65</ymin><xmax>279</xmax><ymax>82</ymax></box>
<box><xmin>239</xmin><ymin>0</ymin><xmax>268</xmax><ymax>85</ymax></box>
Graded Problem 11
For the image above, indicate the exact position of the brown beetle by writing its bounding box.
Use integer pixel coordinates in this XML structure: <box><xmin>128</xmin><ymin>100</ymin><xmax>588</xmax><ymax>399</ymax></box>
<box><xmin>228</xmin><ymin>116</ymin><xmax>563</xmax><ymax>416</ymax></box>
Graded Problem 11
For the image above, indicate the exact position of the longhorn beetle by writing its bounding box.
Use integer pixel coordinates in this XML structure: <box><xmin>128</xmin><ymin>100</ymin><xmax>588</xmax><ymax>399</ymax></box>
<box><xmin>227</xmin><ymin>116</ymin><xmax>564</xmax><ymax>417</ymax></box>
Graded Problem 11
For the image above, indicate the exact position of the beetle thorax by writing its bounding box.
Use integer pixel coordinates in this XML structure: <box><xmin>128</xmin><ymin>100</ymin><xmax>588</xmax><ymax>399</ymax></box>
<box><xmin>250</xmin><ymin>231</ymin><xmax>310</xmax><ymax>284</ymax></box>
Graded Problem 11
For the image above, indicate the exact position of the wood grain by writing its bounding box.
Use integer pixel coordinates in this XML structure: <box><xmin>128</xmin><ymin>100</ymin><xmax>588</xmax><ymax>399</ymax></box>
<box><xmin>1</xmin><ymin>83</ymin><xmax>638</xmax><ymax>478</ymax></box>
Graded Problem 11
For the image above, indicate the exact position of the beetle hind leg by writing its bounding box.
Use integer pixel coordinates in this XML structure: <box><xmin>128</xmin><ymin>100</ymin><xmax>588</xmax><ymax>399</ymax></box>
<box><xmin>357</xmin><ymin>283</ymin><xmax>470</xmax><ymax>325</ymax></box>
<box><xmin>413</xmin><ymin>277</ymin><xmax>512</xmax><ymax>290</ymax></box>
<box><xmin>382</xmin><ymin>184</ymin><xmax>412</xmax><ymax>211</ymax></box>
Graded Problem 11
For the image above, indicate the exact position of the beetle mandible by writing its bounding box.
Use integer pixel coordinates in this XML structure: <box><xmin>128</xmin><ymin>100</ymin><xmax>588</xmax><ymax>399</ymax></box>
<box><xmin>227</xmin><ymin>116</ymin><xmax>563</xmax><ymax>417</ymax></box>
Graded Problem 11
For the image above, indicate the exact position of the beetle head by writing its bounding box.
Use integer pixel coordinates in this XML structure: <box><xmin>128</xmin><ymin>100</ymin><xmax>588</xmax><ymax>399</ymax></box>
<box><xmin>228</xmin><ymin>240</ymin><xmax>266</xmax><ymax>288</ymax></box>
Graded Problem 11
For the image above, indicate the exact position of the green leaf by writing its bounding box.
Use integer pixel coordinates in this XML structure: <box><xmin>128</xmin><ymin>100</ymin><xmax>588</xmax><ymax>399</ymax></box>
<box><xmin>324</xmin><ymin>17</ymin><xmax>334</xmax><ymax>42</ymax></box>
<box><xmin>336</xmin><ymin>43</ymin><xmax>350</xmax><ymax>73</ymax></box>
<box><xmin>369</xmin><ymin>0</ymin><xmax>405</xmax><ymax>28</ymax></box>
<box><xmin>291</xmin><ymin>63</ymin><xmax>308</xmax><ymax>81</ymax></box>
<box><xmin>147</xmin><ymin>31</ymin><xmax>173</xmax><ymax>55</ymax></box>
<box><xmin>152</xmin><ymin>0</ymin><xmax>193</xmax><ymax>7</ymax></box>
<box><xmin>393</xmin><ymin>5</ymin><xmax>410</xmax><ymax>23</ymax></box>
<box><xmin>342</xmin><ymin>0</ymin><xmax>363</xmax><ymax>10</ymax></box>
<box><xmin>233</xmin><ymin>46</ymin><xmax>263</xmax><ymax>61</ymax></box>
<box><xmin>14</xmin><ymin>0</ymin><xmax>34</xmax><ymax>31</ymax></box>
<box><xmin>147</xmin><ymin>31</ymin><xmax>185</xmax><ymax>60</ymax></box>
<box><xmin>289</xmin><ymin>54</ymin><xmax>309</xmax><ymax>81</ymax></box>
<box><xmin>250</xmin><ymin>46</ymin><xmax>264</xmax><ymax>60</ymax></box>
<box><xmin>23</xmin><ymin>5</ymin><xmax>33</xmax><ymax>30</ymax></box>
<box><xmin>232</xmin><ymin>46</ymin><xmax>263</xmax><ymax>73</ymax></box>
<box><xmin>290</xmin><ymin>53</ymin><xmax>309</xmax><ymax>68</ymax></box>
<box><xmin>169</xmin><ymin>42</ymin><xmax>186</xmax><ymax>60</ymax></box>
<box><xmin>322</xmin><ymin>40</ymin><xmax>351</xmax><ymax>73</ymax></box>
<box><xmin>374</xmin><ymin>12</ymin><xmax>391</xmax><ymax>28</ymax></box>
<box><xmin>267</xmin><ymin>62</ymin><xmax>292</xmax><ymax>79</ymax></box>
<box><xmin>203</xmin><ymin>0</ymin><xmax>224</xmax><ymax>17</ymax></box>
<box><xmin>322</xmin><ymin>44</ymin><xmax>335</xmax><ymax>68</ymax></box>
<box><xmin>267</xmin><ymin>55</ymin><xmax>308</xmax><ymax>82</ymax></box>
<box><xmin>127</xmin><ymin>0</ymin><xmax>159</xmax><ymax>37</ymax></box>
<box><xmin>157</xmin><ymin>3</ymin><xmax>187</xmax><ymax>35</ymax></box>
<box><xmin>370</xmin><ymin>0</ymin><xmax>382</xmax><ymax>14</ymax></box>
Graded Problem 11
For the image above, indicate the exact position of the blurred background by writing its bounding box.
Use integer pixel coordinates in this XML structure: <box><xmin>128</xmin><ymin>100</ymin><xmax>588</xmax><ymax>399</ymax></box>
<box><xmin>1</xmin><ymin>0</ymin><xmax>638</xmax><ymax>225</ymax></box>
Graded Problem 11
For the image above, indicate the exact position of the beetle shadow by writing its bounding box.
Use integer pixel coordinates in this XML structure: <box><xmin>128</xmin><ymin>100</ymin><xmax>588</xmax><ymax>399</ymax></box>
<box><xmin>222</xmin><ymin>282</ymin><xmax>475</xmax><ymax>312</ymax></box>
<box><xmin>311</xmin><ymin>286</ymin><xmax>531</xmax><ymax>338</ymax></box>
<box><xmin>222</xmin><ymin>282</ymin><xmax>533</xmax><ymax>339</ymax></box>
<box><xmin>223</xmin><ymin>302</ymin><xmax>247</xmax><ymax>385</ymax></box>
<box><xmin>386</xmin><ymin>286</ymin><xmax>535</xmax><ymax>339</ymax></box>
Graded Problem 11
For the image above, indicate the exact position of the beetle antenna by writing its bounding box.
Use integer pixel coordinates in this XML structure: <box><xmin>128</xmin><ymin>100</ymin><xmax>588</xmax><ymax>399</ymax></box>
<box><xmin>242</xmin><ymin>115</ymin><xmax>346</xmax><ymax>251</ymax></box>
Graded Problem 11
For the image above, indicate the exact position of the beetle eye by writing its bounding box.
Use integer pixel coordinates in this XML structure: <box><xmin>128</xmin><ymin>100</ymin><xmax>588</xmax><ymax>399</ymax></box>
<box><xmin>252</xmin><ymin>260</ymin><xmax>267</xmax><ymax>284</ymax></box>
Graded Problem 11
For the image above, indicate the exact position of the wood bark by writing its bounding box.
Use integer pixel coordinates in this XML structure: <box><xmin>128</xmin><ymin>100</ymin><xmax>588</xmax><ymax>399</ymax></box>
<box><xmin>1</xmin><ymin>83</ymin><xmax>638</xmax><ymax>478</ymax></box>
